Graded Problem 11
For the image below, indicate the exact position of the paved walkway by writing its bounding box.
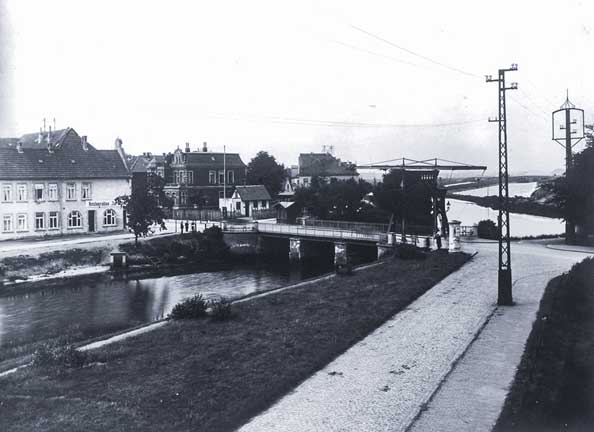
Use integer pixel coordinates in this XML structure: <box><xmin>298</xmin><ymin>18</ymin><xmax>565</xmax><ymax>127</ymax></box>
<box><xmin>238</xmin><ymin>241</ymin><xmax>593</xmax><ymax>432</ymax></box>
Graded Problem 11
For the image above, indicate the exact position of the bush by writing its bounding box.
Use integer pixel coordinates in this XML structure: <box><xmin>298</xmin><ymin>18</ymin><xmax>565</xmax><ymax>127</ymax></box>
<box><xmin>210</xmin><ymin>298</ymin><xmax>233</xmax><ymax>321</ymax></box>
<box><xmin>477</xmin><ymin>219</ymin><xmax>498</xmax><ymax>240</ymax></box>
<box><xmin>397</xmin><ymin>243</ymin><xmax>426</xmax><ymax>260</ymax></box>
<box><xmin>168</xmin><ymin>294</ymin><xmax>208</xmax><ymax>320</ymax></box>
<box><xmin>32</xmin><ymin>343</ymin><xmax>89</xmax><ymax>369</ymax></box>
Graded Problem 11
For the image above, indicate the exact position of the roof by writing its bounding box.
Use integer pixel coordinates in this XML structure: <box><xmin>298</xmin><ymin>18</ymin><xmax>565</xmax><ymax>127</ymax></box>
<box><xmin>298</xmin><ymin>153</ymin><xmax>358</xmax><ymax>177</ymax></box>
<box><xmin>273</xmin><ymin>201</ymin><xmax>295</xmax><ymax>209</ymax></box>
<box><xmin>0</xmin><ymin>128</ymin><xmax>130</xmax><ymax>180</ymax></box>
<box><xmin>130</xmin><ymin>154</ymin><xmax>166</xmax><ymax>173</ymax></box>
<box><xmin>177</xmin><ymin>151</ymin><xmax>246</xmax><ymax>168</ymax></box>
<box><xmin>0</xmin><ymin>129</ymin><xmax>71</xmax><ymax>150</ymax></box>
<box><xmin>234</xmin><ymin>185</ymin><xmax>272</xmax><ymax>201</ymax></box>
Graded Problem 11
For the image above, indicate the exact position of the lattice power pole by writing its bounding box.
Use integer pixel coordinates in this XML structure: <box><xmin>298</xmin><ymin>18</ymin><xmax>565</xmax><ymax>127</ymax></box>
<box><xmin>486</xmin><ymin>64</ymin><xmax>517</xmax><ymax>306</ymax></box>
<box><xmin>552</xmin><ymin>92</ymin><xmax>584</xmax><ymax>243</ymax></box>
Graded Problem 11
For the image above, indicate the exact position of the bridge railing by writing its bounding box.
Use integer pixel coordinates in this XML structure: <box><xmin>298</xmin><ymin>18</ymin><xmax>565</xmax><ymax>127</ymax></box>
<box><xmin>257</xmin><ymin>222</ymin><xmax>383</xmax><ymax>242</ymax></box>
<box><xmin>297</xmin><ymin>219</ymin><xmax>389</xmax><ymax>233</ymax></box>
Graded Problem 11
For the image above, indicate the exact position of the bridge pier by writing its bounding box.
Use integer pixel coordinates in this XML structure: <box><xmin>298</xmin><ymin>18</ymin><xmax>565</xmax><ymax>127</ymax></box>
<box><xmin>448</xmin><ymin>220</ymin><xmax>462</xmax><ymax>252</ymax></box>
<box><xmin>376</xmin><ymin>243</ymin><xmax>394</xmax><ymax>260</ymax></box>
<box><xmin>289</xmin><ymin>237</ymin><xmax>303</xmax><ymax>261</ymax></box>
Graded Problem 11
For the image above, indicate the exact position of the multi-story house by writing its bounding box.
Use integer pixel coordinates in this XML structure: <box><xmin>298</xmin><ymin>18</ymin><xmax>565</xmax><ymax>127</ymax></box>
<box><xmin>293</xmin><ymin>152</ymin><xmax>359</xmax><ymax>188</ymax></box>
<box><xmin>163</xmin><ymin>142</ymin><xmax>247</xmax><ymax>208</ymax></box>
<box><xmin>0</xmin><ymin>127</ymin><xmax>131</xmax><ymax>240</ymax></box>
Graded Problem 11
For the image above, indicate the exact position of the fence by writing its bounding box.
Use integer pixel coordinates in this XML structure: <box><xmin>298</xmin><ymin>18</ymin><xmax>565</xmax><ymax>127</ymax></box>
<box><xmin>251</xmin><ymin>208</ymin><xmax>276</xmax><ymax>220</ymax></box>
<box><xmin>257</xmin><ymin>222</ymin><xmax>383</xmax><ymax>243</ymax></box>
<box><xmin>296</xmin><ymin>218</ymin><xmax>433</xmax><ymax>236</ymax></box>
<box><xmin>171</xmin><ymin>208</ymin><xmax>222</xmax><ymax>221</ymax></box>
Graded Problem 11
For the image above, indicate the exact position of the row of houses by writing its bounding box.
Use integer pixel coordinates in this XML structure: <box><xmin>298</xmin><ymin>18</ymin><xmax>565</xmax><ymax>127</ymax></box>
<box><xmin>0</xmin><ymin>126</ymin><xmax>359</xmax><ymax>241</ymax></box>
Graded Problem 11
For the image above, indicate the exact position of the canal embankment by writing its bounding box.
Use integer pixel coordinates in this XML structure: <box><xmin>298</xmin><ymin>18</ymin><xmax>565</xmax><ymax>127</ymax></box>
<box><xmin>0</xmin><ymin>250</ymin><xmax>470</xmax><ymax>432</ymax></box>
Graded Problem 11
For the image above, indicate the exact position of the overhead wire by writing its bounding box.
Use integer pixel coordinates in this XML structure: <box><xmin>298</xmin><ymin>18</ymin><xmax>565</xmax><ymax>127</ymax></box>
<box><xmin>350</xmin><ymin>24</ymin><xmax>483</xmax><ymax>79</ymax></box>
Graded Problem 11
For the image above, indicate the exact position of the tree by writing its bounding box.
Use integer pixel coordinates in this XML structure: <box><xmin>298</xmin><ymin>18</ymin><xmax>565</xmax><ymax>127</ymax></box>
<box><xmin>115</xmin><ymin>173</ymin><xmax>172</xmax><ymax>246</ymax></box>
<box><xmin>246</xmin><ymin>151</ymin><xmax>286</xmax><ymax>196</ymax></box>
<box><xmin>542</xmin><ymin>145</ymin><xmax>594</xmax><ymax>242</ymax></box>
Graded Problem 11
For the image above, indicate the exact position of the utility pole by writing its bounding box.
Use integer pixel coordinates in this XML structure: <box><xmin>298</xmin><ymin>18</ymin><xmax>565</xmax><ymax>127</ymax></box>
<box><xmin>552</xmin><ymin>92</ymin><xmax>584</xmax><ymax>244</ymax></box>
<box><xmin>486</xmin><ymin>64</ymin><xmax>517</xmax><ymax>306</ymax></box>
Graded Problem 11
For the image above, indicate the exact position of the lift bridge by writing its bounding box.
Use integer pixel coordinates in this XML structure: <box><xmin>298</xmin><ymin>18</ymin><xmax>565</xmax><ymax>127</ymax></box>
<box><xmin>356</xmin><ymin>157</ymin><xmax>487</xmax><ymax>237</ymax></box>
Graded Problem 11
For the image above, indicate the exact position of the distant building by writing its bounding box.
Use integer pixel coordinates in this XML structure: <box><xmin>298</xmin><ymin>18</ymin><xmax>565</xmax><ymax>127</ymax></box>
<box><xmin>221</xmin><ymin>185</ymin><xmax>272</xmax><ymax>217</ymax></box>
<box><xmin>293</xmin><ymin>153</ymin><xmax>358</xmax><ymax>187</ymax></box>
<box><xmin>161</xmin><ymin>142</ymin><xmax>247</xmax><ymax>209</ymax></box>
<box><xmin>0</xmin><ymin>128</ymin><xmax>130</xmax><ymax>240</ymax></box>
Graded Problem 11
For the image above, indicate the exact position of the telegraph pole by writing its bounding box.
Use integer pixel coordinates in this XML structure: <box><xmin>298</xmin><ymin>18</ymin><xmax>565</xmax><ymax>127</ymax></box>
<box><xmin>486</xmin><ymin>64</ymin><xmax>517</xmax><ymax>306</ymax></box>
<box><xmin>552</xmin><ymin>92</ymin><xmax>584</xmax><ymax>243</ymax></box>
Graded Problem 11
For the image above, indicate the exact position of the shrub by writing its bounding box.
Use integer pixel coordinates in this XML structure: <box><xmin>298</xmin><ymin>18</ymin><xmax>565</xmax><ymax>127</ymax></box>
<box><xmin>477</xmin><ymin>219</ymin><xmax>498</xmax><ymax>240</ymax></box>
<box><xmin>168</xmin><ymin>294</ymin><xmax>208</xmax><ymax>320</ymax></box>
<box><xmin>397</xmin><ymin>243</ymin><xmax>426</xmax><ymax>260</ymax></box>
<box><xmin>32</xmin><ymin>343</ymin><xmax>89</xmax><ymax>369</ymax></box>
<box><xmin>210</xmin><ymin>298</ymin><xmax>233</xmax><ymax>321</ymax></box>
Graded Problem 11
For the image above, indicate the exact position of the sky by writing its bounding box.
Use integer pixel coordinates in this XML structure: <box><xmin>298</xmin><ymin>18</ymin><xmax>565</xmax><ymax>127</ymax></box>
<box><xmin>1</xmin><ymin>0</ymin><xmax>593</xmax><ymax>175</ymax></box>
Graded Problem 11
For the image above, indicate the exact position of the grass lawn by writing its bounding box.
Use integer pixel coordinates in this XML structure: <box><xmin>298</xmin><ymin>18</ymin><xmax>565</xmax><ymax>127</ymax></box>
<box><xmin>0</xmin><ymin>251</ymin><xmax>469</xmax><ymax>432</ymax></box>
<box><xmin>494</xmin><ymin>257</ymin><xmax>594</xmax><ymax>432</ymax></box>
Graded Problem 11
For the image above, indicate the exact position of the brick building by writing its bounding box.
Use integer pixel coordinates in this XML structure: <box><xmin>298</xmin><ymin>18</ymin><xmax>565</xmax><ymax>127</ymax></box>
<box><xmin>162</xmin><ymin>142</ymin><xmax>247</xmax><ymax>209</ymax></box>
<box><xmin>0</xmin><ymin>128</ymin><xmax>130</xmax><ymax>240</ymax></box>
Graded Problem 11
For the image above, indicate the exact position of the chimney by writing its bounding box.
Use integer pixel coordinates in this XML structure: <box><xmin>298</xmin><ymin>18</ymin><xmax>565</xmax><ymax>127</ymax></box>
<box><xmin>114</xmin><ymin>137</ymin><xmax>128</xmax><ymax>170</ymax></box>
<box><xmin>202</xmin><ymin>141</ymin><xmax>208</xmax><ymax>152</ymax></box>
<box><xmin>81</xmin><ymin>135</ymin><xmax>88</xmax><ymax>151</ymax></box>
<box><xmin>46</xmin><ymin>126</ymin><xmax>52</xmax><ymax>144</ymax></box>
<box><xmin>16</xmin><ymin>141</ymin><xmax>23</xmax><ymax>153</ymax></box>
<box><xmin>185</xmin><ymin>142</ymin><xmax>190</xmax><ymax>153</ymax></box>
<box><xmin>37</xmin><ymin>127</ymin><xmax>43</xmax><ymax>144</ymax></box>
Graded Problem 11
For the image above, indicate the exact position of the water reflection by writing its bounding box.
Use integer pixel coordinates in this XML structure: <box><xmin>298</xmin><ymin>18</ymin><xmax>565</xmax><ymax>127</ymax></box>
<box><xmin>0</xmin><ymin>259</ymin><xmax>337</xmax><ymax>349</ymax></box>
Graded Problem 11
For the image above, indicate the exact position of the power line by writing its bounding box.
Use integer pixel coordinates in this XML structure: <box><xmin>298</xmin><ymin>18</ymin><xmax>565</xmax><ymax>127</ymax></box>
<box><xmin>350</xmin><ymin>24</ymin><xmax>482</xmax><ymax>79</ymax></box>
<box><xmin>205</xmin><ymin>112</ymin><xmax>486</xmax><ymax>129</ymax></box>
<box><xmin>331</xmin><ymin>39</ymin><xmax>431</xmax><ymax>71</ymax></box>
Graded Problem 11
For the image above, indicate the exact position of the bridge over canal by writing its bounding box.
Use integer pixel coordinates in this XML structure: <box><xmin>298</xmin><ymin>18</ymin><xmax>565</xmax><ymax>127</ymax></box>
<box><xmin>221</xmin><ymin>219</ymin><xmax>456</xmax><ymax>264</ymax></box>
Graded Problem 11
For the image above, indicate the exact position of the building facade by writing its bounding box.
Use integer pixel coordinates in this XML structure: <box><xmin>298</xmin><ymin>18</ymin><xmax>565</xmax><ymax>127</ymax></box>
<box><xmin>0</xmin><ymin>128</ymin><xmax>130</xmax><ymax>240</ymax></box>
<box><xmin>293</xmin><ymin>152</ymin><xmax>359</xmax><ymax>187</ymax></box>
<box><xmin>220</xmin><ymin>185</ymin><xmax>272</xmax><ymax>217</ymax></box>
<box><xmin>162</xmin><ymin>142</ymin><xmax>247</xmax><ymax>209</ymax></box>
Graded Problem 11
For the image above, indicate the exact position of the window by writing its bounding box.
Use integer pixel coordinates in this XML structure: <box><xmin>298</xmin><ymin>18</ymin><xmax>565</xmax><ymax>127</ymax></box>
<box><xmin>17</xmin><ymin>214</ymin><xmax>27</xmax><ymax>231</ymax></box>
<box><xmin>227</xmin><ymin>170</ymin><xmax>234</xmax><ymax>184</ymax></box>
<box><xmin>179</xmin><ymin>171</ymin><xmax>187</xmax><ymax>184</ymax></box>
<box><xmin>261</xmin><ymin>200</ymin><xmax>267</xmax><ymax>208</ymax></box>
<box><xmin>174</xmin><ymin>171</ymin><xmax>180</xmax><ymax>184</ymax></box>
<box><xmin>2</xmin><ymin>215</ymin><xmax>13</xmax><ymax>232</ymax></box>
<box><xmin>17</xmin><ymin>184</ymin><xmax>27</xmax><ymax>201</ymax></box>
<box><xmin>49</xmin><ymin>212</ymin><xmax>59</xmax><ymax>229</ymax></box>
<box><xmin>2</xmin><ymin>184</ymin><xmax>12</xmax><ymax>202</ymax></box>
<box><xmin>34</xmin><ymin>184</ymin><xmax>44</xmax><ymax>201</ymax></box>
<box><xmin>156</xmin><ymin>167</ymin><xmax>165</xmax><ymax>178</ymax></box>
<box><xmin>35</xmin><ymin>212</ymin><xmax>45</xmax><ymax>230</ymax></box>
<box><xmin>180</xmin><ymin>191</ymin><xmax>187</xmax><ymax>206</ymax></box>
<box><xmin>253</xmin><ymin>200</ymin><xmax>259</xmax><ymax>209</ymax></box>
<box><xmin>209</xmin><ymin>171</ymin><xmax>216</xmax><ymax>184</ymax></box>
<box><xmin>48</xmin><ymin>184</ymin><xmax>58</xmax><ymax>201</ymax></box>
<box><xmin>103</xmin><ymin>209</ymin><xmax>116</xmax><ymax>226</ymax></box>
<box><xmin>187</xmin><ymin>170</ymin><xmax>194</xmax><ymax>185</ymax></box>
<box><xmin>66</xmin><ymin>183</ymin><xmax>76</xmax><ymax>200</ymax></box>
<box><xmin>236</xmin><ymin>201</ymin><xmax>241</xmax><ymax>211</ymax></box>
<box><xmin>81</xmin><ymin>183</ymin><xmax>92</xmax><ymax>200</ymax></box>
<box><xmin>67</xmin><ymin>211</ymin><xmax>82</xmax><ymax>228</ymax></box>
<box><xmin>218</xmin><ymin>171</ymin><xmax>225</xmax><ymax>185</ymax></box>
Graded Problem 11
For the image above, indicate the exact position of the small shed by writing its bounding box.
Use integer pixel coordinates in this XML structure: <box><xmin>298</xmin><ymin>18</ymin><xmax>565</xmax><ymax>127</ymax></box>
<box><xmin>274</xmin><ymin>201</ymin><xmax>301</xmax><ymax>224</ymax></box>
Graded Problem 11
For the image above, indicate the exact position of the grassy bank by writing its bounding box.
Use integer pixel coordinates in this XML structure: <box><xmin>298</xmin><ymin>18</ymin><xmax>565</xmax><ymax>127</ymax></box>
<box><xmin>0</xmin><ymin>250</ymin><xmax>469</xmax><ymax>432</ymax></box>
<box><xmin>0</xmin><ymin>247</ymin><xmax>110</xmax><ymax>282</ymax></box>
<box><xmin>494</xmin><ymin>257</ymin><xmax>594</xmax><ymax>432</ymax></box>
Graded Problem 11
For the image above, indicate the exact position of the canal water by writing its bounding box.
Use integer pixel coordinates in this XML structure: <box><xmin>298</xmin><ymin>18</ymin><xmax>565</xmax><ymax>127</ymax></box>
<box><xmin>447</xmin><ymin>182</ymin><xmax>564</xmax><ymax>237</ymax></box>
<box><xmin>0</xmin><ymin>249</ymin><xmax>380</xmax><ymax>350</ymax></box>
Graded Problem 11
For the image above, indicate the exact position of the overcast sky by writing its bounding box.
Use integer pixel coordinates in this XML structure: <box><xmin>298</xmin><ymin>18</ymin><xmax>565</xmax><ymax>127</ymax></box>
<box><xmin>1</xmin><ymin>0</ymin><xmax>592</xmax><ymax>175</ymax></box>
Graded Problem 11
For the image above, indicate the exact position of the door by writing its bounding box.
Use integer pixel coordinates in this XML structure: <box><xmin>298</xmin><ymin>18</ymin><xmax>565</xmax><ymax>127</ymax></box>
<box><xmin>88</xmin><ymin>210</ymin><xmax>95</xmax><ymax>232</ymax></box>
<box><xmin>244</xmin><ymin>201</ymin><xmax>250</xmax><ymax>217</ymax></box>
